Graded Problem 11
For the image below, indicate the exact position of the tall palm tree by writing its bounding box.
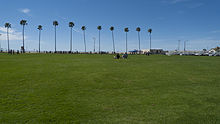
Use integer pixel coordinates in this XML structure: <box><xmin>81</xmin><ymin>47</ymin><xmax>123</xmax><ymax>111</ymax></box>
<box><xmin>81</xmin><ymin>26</ymin><xmax>86</xmax><ymax>53</ymax></box>
<box><xmin>69</xmin><ymin>22</ymin><xmax>74</xmax><ymax>52</ymax></box>
<box><xmin>148</xmin><ymin>28</ymin><xmax>152</xmax><ymax>50</ymax></box>
<box><xmin>20</xmin><ymin>20</ymin><xmax>27</xmax><ymax>53</ymax></box>
<box><xmin>136</xmin><ymin>27</ymin><xmax>141</xmax><ymax>54</ymax></box>
<box><xmin>5</xmin><ymin>23</ymin><xmax>11</xmax><ymax>53</ymax></box>
<box><xmin>53</xmin><ymin>21</ymin><xmax>58</xmax><ymax>53</ymax></box>
<box><xmin>37</xmin><ymin>25</ymin><xmax>42</xmax><ymax>53</ymax></box>
<box><xmin>97</xmin><ymin>26</ymin><xmax>102</xmax><ymax>53</ymax></box>
<box><xmin>124</xmin><ymin>28</ymin><xmax>129</xmax><ymax>53</ymax></box>
<box><xmin>110</xmin><ymin>26</ymin><xmax>115</xmax><ymax>53</ymax></box>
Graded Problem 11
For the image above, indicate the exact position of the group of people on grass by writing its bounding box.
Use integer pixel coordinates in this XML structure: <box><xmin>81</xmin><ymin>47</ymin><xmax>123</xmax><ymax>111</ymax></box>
<box><xmin>114</xmin><ymin>53</ymin><xmax>128</xmax><ymax>59</ymax></box>
<box><xmin>114</xmin><ymin>52</ymin><xmax>151</xmax><ymax>59</ymax></box>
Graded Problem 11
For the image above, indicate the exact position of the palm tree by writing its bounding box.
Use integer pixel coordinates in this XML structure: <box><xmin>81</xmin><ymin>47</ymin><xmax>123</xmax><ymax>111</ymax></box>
<box><xmin>37</xmin><ymin>25</ymin><xmax>42</xmax><ymax>53</ymax></box>
<box><xmin>53</xmin><ymin>21</ymin><xmax>58</xmax><ymax>53</ymax></box>
<box><xmin>97</xmin><ymin>26</ymin><xmax>102</xmax><ymax>53</ymax></box>
<box><xmin>136</xmin><ymin>27</ymin><xmax>141</xmax><ymax>54</ymax></box>
<box><xmin>148</xmin><ymin>28</ymin><xmax>152</xmax><ymax>50</ymax></box>
<box><xmin>69</xmin><ymin>22</ymin><xmax>74</xmax><ymax>52</ymax></box>
<box><xmin>5</xmin><ymin>23</ymin><xmax>11</xmax><ymax>53</ymax></box>
<box><xmin>20</xmin><ymin>20</ymin><xmax>27</xmax><ymax>53</ymax></box>
<box><xmin>81</xmin><ymin>26</ymin><xmax>86</xmax><ymax>53</ymax></box>
<box><xmin>124</xmin><ymin>28</ymin><xmax>129</xmax><ymax>53</ymax></box>
<box><xmin>110</xmin><ymin>26</ymin><xmax>115</xmax><ymax>53</ymax></box>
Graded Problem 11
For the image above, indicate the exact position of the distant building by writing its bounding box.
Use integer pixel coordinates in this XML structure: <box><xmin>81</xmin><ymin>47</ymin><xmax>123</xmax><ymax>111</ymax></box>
<box><xmin>128</xmin><ymin>50</ymin><xmax>139</xmax><ymax>54</ymax></box>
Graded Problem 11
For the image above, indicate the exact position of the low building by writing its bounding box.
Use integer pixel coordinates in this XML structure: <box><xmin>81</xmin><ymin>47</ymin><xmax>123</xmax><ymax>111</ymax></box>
<box><xmin>128</xmin><ymin>50</ymin><xmax>139</xmax><ymax>54</ymax></box>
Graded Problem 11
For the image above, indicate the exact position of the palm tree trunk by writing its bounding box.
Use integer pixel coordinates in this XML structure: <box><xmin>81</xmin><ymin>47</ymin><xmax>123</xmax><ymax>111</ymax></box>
<box><xmin>126</xmin><ymin>32</ymin><xmax>128</xmax><ymax>53</ymax></box>
<box><xmin>112</xmin><ymin>31</ymin><xmax>115</xmax><ymax>53</ymax></box>
<box><xmin>93</xmin><ymin>38</ymin><xmax>95</xmax><ymax>53</ymax></box>
<box><xmin>7</xmin><ymin>28</ymin><xmax>9</xmax><ymax>53</ymax></box>
<box><xmin>99</xmin><ymin>30</ymin><xmax>100</xmax><ymax>54</ymax></box>
<box><xmin>83</xmin><ymin>30</ymin><xmax>86</xmax><ymax>53</ymax></box>
<box><xmin>22</xmin><ymin>25</ymin><xmax>25</xmax><ymax>53</ymax></box>
<box><xmin>0</xmin><ymin>35</ymin><xmax>1</xmax><ymax>51</ymax></box>
<box><xmin>138</xmin><ymin>31</ymin><xmax>140</xmax><ymax>54</ymax></box>
<box><xmin>55</xmin><ymin>26</ymin><xmax>57</xmax><ymax>53</ymax></box>
<box><xmin>39</xmin><ymin>30</ymin><xmax>41</xmax><ymax>53</ymax></box>
<box><xmin>149</xmin><ymin>33</ymin><xmax>151</xmax><ymax>50</ymax></box>
<box><xmin>70</xmin><ymin>27</ymin><xmax>72</xmax><ymax>52</ymax></box>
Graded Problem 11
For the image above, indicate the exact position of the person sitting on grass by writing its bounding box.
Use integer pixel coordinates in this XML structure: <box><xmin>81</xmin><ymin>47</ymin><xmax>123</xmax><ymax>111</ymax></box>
<box><xmin>122</xmin><ymin>53</ymin><xmax>128</xmax><ymax>59</ymax></box>
<box><xmin>114</xmin><ymin>53</ymin><xmax>121</xmax><ymax>59</ymax></box>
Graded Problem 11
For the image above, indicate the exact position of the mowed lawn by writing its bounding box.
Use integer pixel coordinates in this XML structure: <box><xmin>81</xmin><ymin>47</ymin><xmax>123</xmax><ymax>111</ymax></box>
<box><xmin>0</xmin><ymin>54</ymin><xmax>219</xmax><ymax>124</ymax></box>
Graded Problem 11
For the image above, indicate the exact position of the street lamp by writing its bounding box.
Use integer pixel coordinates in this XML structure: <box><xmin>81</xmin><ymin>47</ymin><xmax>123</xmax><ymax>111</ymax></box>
<box><xmin>178</xmin><ymin>40</ymin><xmax>181</xmax><ymax>51</ymax></box>
<box><xmin>184</xmin><ymin>40</ymin><xmax>188</xmax><ymax>54</ymax></box>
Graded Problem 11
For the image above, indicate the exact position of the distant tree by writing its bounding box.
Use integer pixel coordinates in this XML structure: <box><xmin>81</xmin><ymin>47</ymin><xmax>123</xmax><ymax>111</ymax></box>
<box><xmin>97</xmin><ymin>26</ymin><xmax>102</xmax><ymax>53</ymax></box>
<box><xmin>20</xmin><ymin>20</ymin><xmax>27</xmax><ymax>53</ymax></box>
<box><xmin>110</xmin><ymin>26</ymin><xmax>115</xmax><ymax>53</ymax></box>
<box><xmin>214</xmin><ymin>46</ymin><xmax>220</xmax><ymax>51</ymax></box>
<box><xmin>69</xmin><ymin>22</ymin><xmax>74</xmax><ymax>52</ymax></box>
<box><xmin>136</xmin><ymin>27</ymin><xmax>141</xmax><ymax>54</ymax></box>
<box><xmin>5</xmin><ymin>23</ymin><xmax>11</xmax><ymax>53</ymax></box>
<box><xmin>148</xmin><ymin>28</ymin><xmax>152</xmax><ymax>50</ymax></box>
<box><xmin>81</xmin><ymin>26</ymin><xmax>86</xmax><ymax>53</ymax></box>
<box><xmin>37</xmin><ymin>25</ymin><xmax>42</xmax><ymax>53</ymax></box>
<box><xmin>124</xmin><ymin>28</ymin><xmax>129</xmax><ymax>53</ymax></box>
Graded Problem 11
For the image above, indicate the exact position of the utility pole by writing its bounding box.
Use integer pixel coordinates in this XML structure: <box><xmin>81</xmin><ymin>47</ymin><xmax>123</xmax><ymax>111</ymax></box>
<box><xmin>184</xmin><ymin>40</ymin><xmax>188</xmax><ymax>52</ymax></box>
<box><xmin>184</xmin><ymin>41</ymin><xmax>186</xmax><ymax>52</ymax></box>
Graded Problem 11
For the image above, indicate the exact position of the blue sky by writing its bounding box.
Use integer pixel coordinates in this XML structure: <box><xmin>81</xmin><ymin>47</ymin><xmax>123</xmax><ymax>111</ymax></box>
<box><xmin>0</xmin><ymin>0</ymin><xmax>220</xmax><ymax>52</ymax></box>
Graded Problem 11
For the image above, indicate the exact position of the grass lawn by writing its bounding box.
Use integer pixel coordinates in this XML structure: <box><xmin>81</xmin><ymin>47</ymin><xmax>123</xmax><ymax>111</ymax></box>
<box><xmin>0</xmin><ymin>54</ymin><xmax>220</xmax><ymax>124</ymax></box>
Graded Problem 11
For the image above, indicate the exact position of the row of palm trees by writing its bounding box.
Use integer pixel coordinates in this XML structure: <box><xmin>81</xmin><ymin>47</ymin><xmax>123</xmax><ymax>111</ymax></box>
<box><xmin>4</xmin><ymin>20</ymin><xmax>27</xmax><ymax>53</ymax></box>
<box><xmin>3</xmin><ymin>20</ymin><xmax>152</xmax><ymax>53</ymax></box>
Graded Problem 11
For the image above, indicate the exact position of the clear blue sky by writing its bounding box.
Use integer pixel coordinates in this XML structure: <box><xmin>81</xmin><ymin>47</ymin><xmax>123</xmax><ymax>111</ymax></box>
<box><xmin>0</xmin><ymin>0</ymin><xmax>220</xmax><ymax>52</ymax></box>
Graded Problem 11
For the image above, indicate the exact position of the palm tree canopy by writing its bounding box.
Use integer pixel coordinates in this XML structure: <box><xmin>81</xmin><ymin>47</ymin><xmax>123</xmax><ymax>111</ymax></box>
<box><xmin>124</xmin><ymin>28</ymin><xmax>129</xmax><ymax>32</ymax></box>
<box><xmin>20</xmin><ymin>20</ymin><xmax>27</xmax><ymax>25</ymax></box>
<box><xmin>148</xmin><ymin>28</ymin><xmax>152</xmax><ymax>33</ymax></box>
<box><xmin>81</xmin><ymin>26</ymin><xmax>86</xmax><ymax>30</ymax></box>
<box><xmin>136</xmin><ymin>27</ymin><xmax>141</xmax><ymax>32</ymax></box>
<box><xmin>38</xmin><ymin>25</ymin><xmax>42</xmax><ymax>30</ymax></box>
<box><xmin>5</xmin><ymin>23</ymin><xmax>11</xmax><ymax>28</ymax></box>
<box><xmin>110</xmin><ymin>26</ymin><xmax>114</xmax><ymax>31</ymax></box>
<box><xmin>69</xmin><ymin>22</ymin><xmax>74</xmax><ymax>27</ymax></box>
<box><xmin>97</xmin><ymin>26</ymin><xmax>102</xmax><ymax>30</ymax></box>
<box><xmin>53</xmin><ymin>21</ymin><xmax>58</xmax><ymax>26</ymax></box>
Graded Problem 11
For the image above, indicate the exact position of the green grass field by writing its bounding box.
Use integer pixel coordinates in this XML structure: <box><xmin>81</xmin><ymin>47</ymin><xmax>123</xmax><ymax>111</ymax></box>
<box><xmin>0</xmin><ymin>54</ymin><xmax>219</xmax><ymax>124</ymax></box>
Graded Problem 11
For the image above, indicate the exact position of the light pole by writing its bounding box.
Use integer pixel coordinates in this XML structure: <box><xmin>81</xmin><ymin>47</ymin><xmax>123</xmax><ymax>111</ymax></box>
<box><xmin>184</xmin><ymin>40</ymin><xmax>188</xmax><ymax>53</ymax></box>
<box><xmin>178</xmin><ymin>40</ymin><xmax>181</xmax><ymax>51</ymax></box>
